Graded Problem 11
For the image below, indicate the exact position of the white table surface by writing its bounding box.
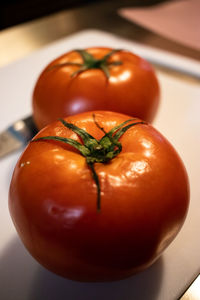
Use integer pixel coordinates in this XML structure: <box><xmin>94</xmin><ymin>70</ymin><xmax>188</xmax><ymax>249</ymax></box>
<box><xmin>0</xmin><ymin>29</ymin><xmax>200</xmax><ymax>300</ymax></box>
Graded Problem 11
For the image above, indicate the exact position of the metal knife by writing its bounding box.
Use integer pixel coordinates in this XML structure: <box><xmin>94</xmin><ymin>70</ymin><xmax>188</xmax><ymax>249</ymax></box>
<box><xmin>179</xmin><ymin>273</ymin><xmax>200</xmax><ymax>300</ymax></box>
<box><xmin>0</xmin><ymin>116</ymin><xmax>38</xmax><ymax>158</ymax></box>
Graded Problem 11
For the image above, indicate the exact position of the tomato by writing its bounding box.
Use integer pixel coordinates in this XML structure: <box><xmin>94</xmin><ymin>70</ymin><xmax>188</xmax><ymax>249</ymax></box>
<box><xmin>9</xmin><ymin>111</ymin><xmax>189</xmax><ymax>281</ymax></box>
<box><xmin>32</xmin><ymin>47</ymin><xmax>160</xmax><ymax>130</ymax></box>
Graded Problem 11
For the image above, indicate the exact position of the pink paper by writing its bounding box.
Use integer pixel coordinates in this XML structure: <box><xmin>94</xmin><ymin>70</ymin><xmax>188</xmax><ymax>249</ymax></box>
<box><xmin>119</xmin><ymin>0</ymin><xmax>200</xmax><ymax>51</ymax></box>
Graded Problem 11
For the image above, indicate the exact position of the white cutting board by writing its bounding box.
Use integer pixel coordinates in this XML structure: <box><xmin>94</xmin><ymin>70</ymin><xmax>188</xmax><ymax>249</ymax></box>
<box><xmin>0</xmin><ymin>29</ymin><xmax>200</xmax><ymax>300</ymax></box>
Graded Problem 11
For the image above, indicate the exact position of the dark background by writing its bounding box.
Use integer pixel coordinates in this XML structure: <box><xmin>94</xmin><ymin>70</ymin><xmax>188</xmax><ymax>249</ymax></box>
<box><xmin>0</xmin><ymin>0</ymin><xmax>167</xmax><ymax>30</ymax></box>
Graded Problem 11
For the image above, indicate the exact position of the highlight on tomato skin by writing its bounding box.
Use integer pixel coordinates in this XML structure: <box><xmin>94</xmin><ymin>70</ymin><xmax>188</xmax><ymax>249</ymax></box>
<box><xmin>32</xmin><ymin>47</ymin><xmax>160</xmax><ymax>130</ymax></box>
<box><xmin>8</xmin><ymin>110</ymin><xmax>189</xmax><ymax>282</ymax></box>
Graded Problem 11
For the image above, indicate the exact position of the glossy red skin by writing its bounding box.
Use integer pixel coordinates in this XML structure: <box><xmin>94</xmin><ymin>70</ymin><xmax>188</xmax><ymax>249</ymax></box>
<box><xmin>9</xmin><ymin>111</ymin><xmax>189</xmax><ymax>281</ymax></box>
<box><xmin>32</xmin><ymin>47</ymin><xmax>160</xmax><ymax>130</ymax></box>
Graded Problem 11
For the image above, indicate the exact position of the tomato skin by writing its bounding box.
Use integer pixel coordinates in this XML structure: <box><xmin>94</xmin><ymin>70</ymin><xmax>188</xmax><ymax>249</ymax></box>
<box><xmin>32</xmin><ymin>48</ymin><xmax>160</xmax><ymax>130</ymax></box>
<box><xmin>9</xmin><ymin>111</ymin><xmax>189</xmax><ymax>281</ymax></box>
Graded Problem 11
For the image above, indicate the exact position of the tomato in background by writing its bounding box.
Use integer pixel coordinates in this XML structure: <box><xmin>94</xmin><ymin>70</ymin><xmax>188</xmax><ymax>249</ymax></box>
<box><xmin>32</xmin><ymin>48</ymin><xmax>160</xmax><ymax>130</ymax></box>
<box><xmin>9</xmin><ymin>111</ymin><xmax>189</xmax><ymax>281</ymax></box>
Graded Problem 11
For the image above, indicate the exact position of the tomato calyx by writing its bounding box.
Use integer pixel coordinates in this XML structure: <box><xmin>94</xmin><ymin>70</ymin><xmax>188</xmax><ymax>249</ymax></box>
<box><xmin>48</xmin><ymin>49</ymin><xmax>123</xmax><ymax>78</ymax></box>
<box><xmin>33</xmin><ymin>115</ymin><xmax>145</xmax><ymax>211</ymax></box>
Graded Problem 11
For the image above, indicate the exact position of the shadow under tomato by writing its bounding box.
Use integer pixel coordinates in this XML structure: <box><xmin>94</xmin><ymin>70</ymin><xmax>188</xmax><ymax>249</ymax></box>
<box><xmin>0</xmin><ymin>237</ymin><xmax>40</xmax><ymax>300</ymax></box>
<box><xmin>0</xmin><ymin>236</ymin><xmax>164</xmax><ymax>300</ymax></box>
<box><xmin>30</xmin><ymin>253</ymin><xmax>164</xmax><ymax>300</ymax></box>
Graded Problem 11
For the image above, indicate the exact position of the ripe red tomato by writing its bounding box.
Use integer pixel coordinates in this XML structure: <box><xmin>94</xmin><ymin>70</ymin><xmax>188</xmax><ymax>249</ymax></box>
<box><xmin>9</xmin><ymin>111</ymin><xmax>189</xmax><ymax>281</ymax></box>
<box><xmin>32</xmin><ymin>47</ymin><xmax>160</xmax><ymax>130</ymax></box>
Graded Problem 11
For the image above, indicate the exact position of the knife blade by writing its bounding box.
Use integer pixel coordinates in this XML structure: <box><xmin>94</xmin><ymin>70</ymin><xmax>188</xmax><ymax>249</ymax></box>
<box><xmin>179</xmin><ymin>273</ymin><xmax>200</xmax><ymax>300</ymax></box>
<box><xmin>0</xmin><ymin>116</ymin><xmax>38</xmax><ymax>158</ymax></box>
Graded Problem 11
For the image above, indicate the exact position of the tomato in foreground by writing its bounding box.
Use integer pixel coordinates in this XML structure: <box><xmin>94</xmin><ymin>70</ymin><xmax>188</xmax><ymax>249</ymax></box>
<box><xmin>9</xmin><ymin>111</ymin><xmax>189</xmax><ymax>281</ymax></box>
<box><xmin>32</xmin><ymin>47</ymin><xmax>160</xmax><ymax>130</ymax></box>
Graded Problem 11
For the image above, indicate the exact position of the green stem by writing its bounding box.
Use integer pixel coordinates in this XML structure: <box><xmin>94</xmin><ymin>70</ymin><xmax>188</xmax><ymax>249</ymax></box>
<box><xmin>92</xmin><ymin>113</ymin><xmax>107</xmax><ymax>135</ymax></box>
<box><xmin>88</xmin><ymin>162</ymin><xmax>101</xmax><ymax>212</ymax></box>
<box><xmin>32</xmin><ymin>116</ymin><xmax>146</xmax><ymax>211</ymax></box>
<box><xmin>47</xmin><ymin>49</ymin><xmax>123</xmax><ymax>79</ymax></box>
